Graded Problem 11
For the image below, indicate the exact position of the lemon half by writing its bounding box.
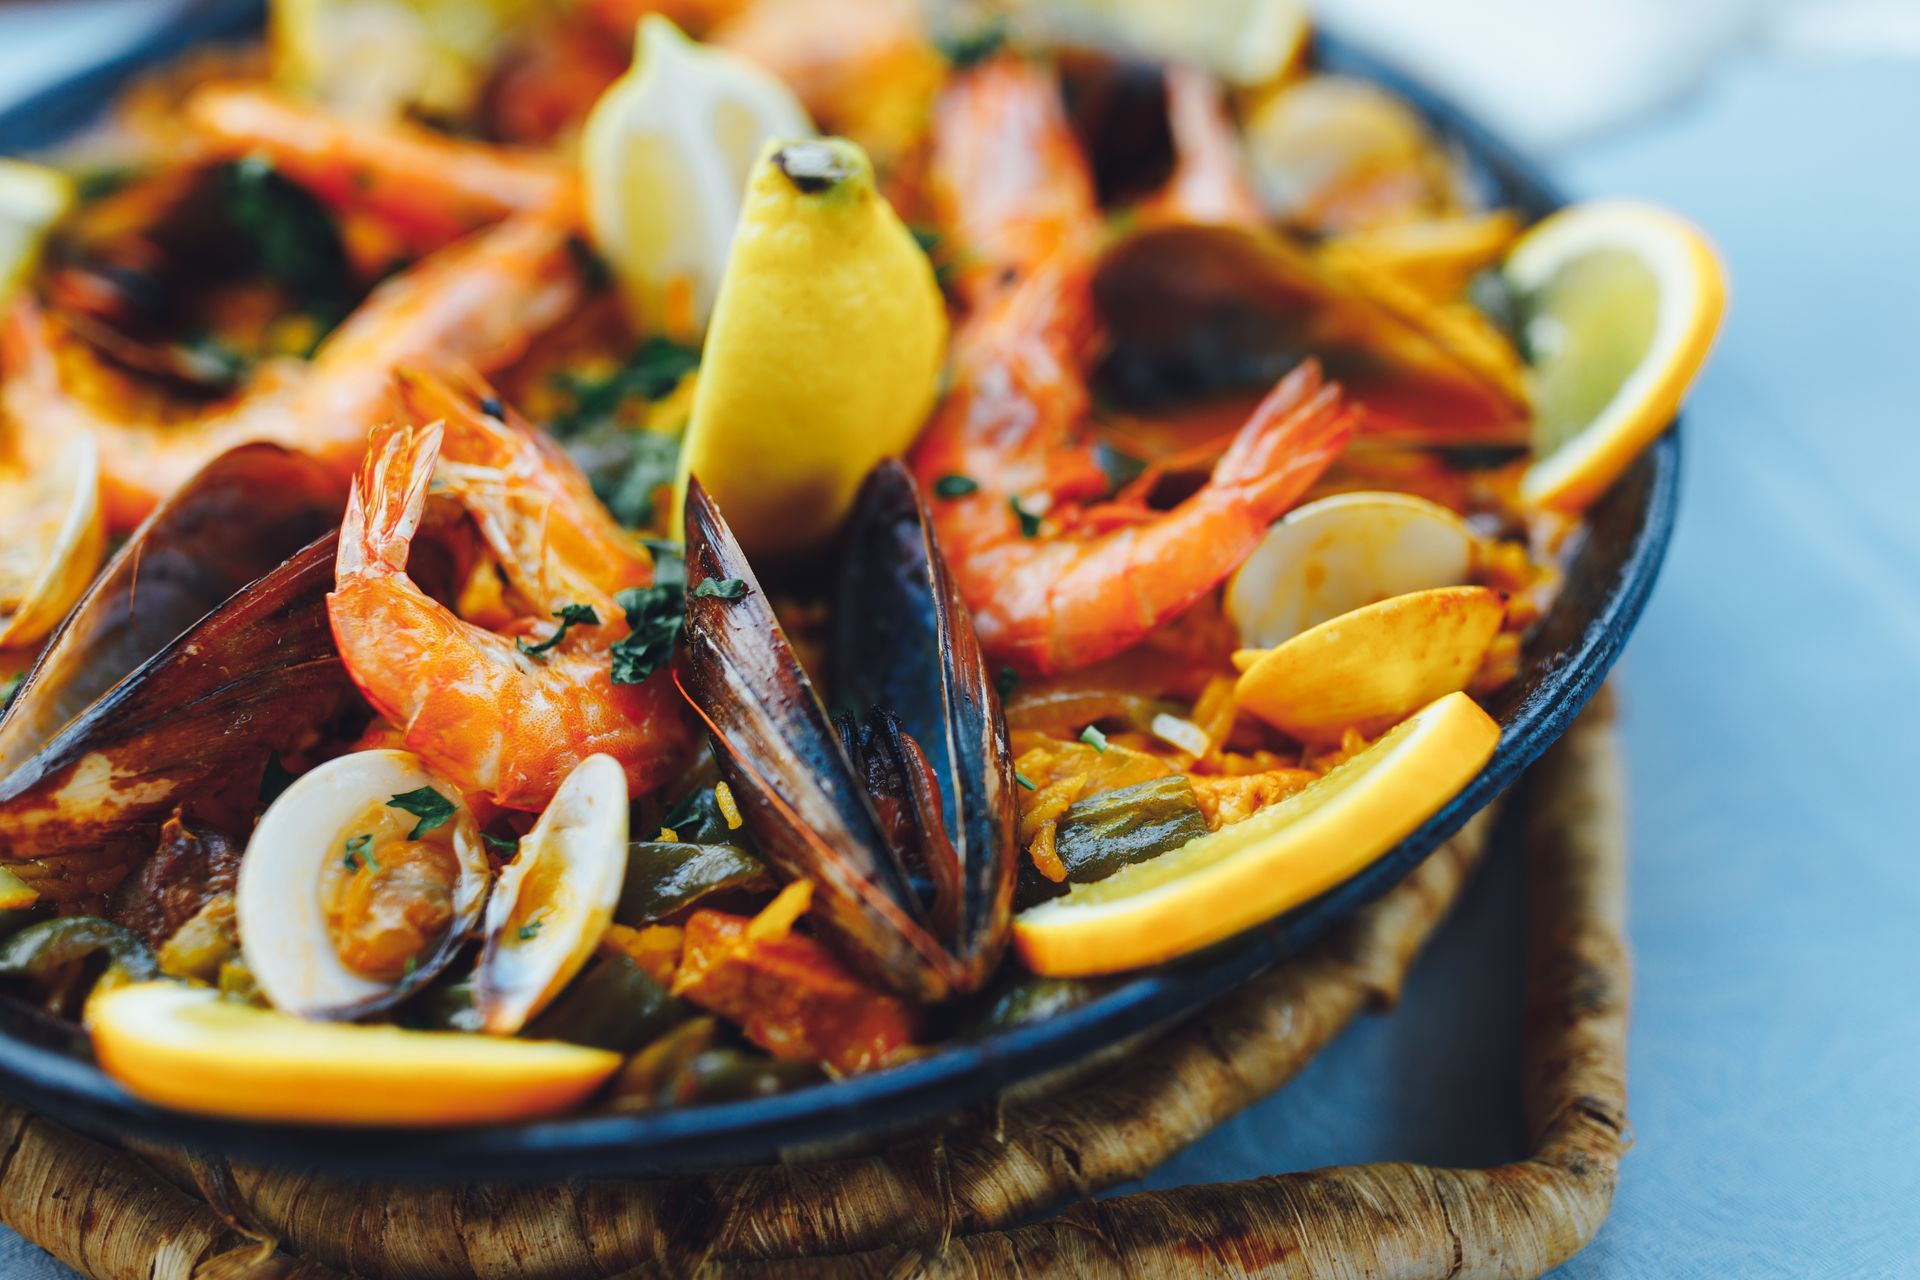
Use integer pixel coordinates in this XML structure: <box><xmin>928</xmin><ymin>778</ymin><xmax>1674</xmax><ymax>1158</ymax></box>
<box><xmin>1013</xmin><ymin>691</ymin><xmax>1499</xmax><ymax>976</ymax></box>
<box><xmin>90</xmin><ymin>982</ymin><xmax>619</xmax><ymax>1126</ymax></box>
<box><xmin>1508</xmin><ymin>200</ymin><xmax>1726</xmax><ymax>511</ymax></box>
<box><xmin>675</xmin><ymin>137</ymin><xmax>946</xmax><ymax>555</ymax></box>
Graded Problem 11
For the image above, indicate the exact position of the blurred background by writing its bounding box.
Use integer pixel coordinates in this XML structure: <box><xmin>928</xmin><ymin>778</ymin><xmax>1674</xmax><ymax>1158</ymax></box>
<box><xmin>0</xmin><ymin>1</ymin><xmax>1914</xmax><ymax>1276</ymax></box>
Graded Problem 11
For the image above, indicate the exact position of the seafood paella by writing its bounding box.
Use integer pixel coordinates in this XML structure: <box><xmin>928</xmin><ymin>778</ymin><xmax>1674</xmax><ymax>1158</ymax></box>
<box><xmin>0</xmin><ymin>0</ymin><xmax>1720</xmax><ymax>1127</ymax></box>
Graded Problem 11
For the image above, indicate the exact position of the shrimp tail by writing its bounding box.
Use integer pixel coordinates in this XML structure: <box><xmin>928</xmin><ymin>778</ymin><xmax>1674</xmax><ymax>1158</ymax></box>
<box><xmin>1209</xmin><ymin>359</ymin><xmax>1357</xmax><ymax>511</ymax></box>
<box><xmin>337</xmin><ymin>420</ymin><xmax>443</xmax><ymax>583</ymax></box>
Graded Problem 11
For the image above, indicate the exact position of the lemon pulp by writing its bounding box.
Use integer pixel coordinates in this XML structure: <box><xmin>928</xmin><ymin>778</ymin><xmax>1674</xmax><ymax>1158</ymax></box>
<box><xmin>1525</xmin><ymin>248</ymin><xmax>1660</xmax><ymax>456</ymax></box>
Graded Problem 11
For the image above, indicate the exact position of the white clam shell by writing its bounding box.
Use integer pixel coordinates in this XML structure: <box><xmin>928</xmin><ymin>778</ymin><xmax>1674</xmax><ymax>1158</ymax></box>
<box><xmin>237</xmin><ymin>749</ymin><xmax>489</xmax><ymax>1019</ymax></box>
<box><xmin>475</xmin><ymin>753</ymin><xmax>629</xmax><ymax>1035</ymax></box>
<box><xmin>1226</xmin><ymin>490</ymin><xmax>1477</xmax><ymax>650</ymax></box>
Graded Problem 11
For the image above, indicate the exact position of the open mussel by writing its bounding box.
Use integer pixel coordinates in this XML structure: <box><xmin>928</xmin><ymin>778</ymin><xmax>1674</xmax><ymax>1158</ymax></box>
<box><xmin>678</xmin><ymin>460</ymin><xmax>1016</xmax><ymax>1003</ymax></box>
<box><xmin>0</xmin><ymin>444</ymin><xmax>349</xmax><ymax>906</ymax></box>
<box><xmin>1091</xmin><ymin>221</ymin><xmax>1528</xmax><ymax>445</ymax></box>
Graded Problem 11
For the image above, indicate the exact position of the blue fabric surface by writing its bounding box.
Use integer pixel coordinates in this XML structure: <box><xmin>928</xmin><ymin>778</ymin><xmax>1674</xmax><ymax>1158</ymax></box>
<box><xmin>1121</xmin><ymin>53</ymin><xmax>1920</xmax><ymax>1278</ymax></box>
<box><xmin>2</xmin><ymin>45</ymin><xmax>1916</xmax><ymax>1280</ymax></box>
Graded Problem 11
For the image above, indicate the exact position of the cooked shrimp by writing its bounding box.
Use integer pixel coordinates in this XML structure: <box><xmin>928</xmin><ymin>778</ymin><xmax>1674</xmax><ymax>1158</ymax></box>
<box><xmin>1142</xmin><ymin>65</ymin><xmax>1266</xmax><ymax>228</ymax></box>
<box><xmin>187</xmin><ymin>85</ymin><xmax>573</xmax><ymax>252</ymax></box>
<box><xmin>329</xmin><ymin>373</ymin><xmax>691</xmax><ymax>810</ymax></box>
<box><xmin>911</xmin><ymin>59</ymin><xmax>1357</xmax><ymax>677</ymax></box>
<box><xmin>1</xmin><ymin>208</ymin><xmax>583</xmax><ymax>531</ymax></box>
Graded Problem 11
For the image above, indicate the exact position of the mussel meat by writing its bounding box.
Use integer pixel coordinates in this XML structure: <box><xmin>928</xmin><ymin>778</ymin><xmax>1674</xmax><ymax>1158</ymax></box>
<box><xmin>678</xmin><ymin>460</ymin><xmax>1017</xmax><ymax>1002</ymax></box>
<box><xmin>0</xmin><ymin>444</ymin><xmax>350</xmax><ymax>905</ymax></box>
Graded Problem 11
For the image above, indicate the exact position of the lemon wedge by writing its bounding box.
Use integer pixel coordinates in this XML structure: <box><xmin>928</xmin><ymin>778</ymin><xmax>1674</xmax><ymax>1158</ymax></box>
<box><xmin>1013</xmin><ymin>691</ymin><xmax>1499</xmax><ymax>977</ymax></box>
<box><xmin>1232</xmin><ymin>585</ymin><xmax>1505</xmax><ymax>744</ymax></box>
<box><xmin>271</xmin><ymin>0</ymin><xmax>532</xmax><ymax>121</ymax></box>
<box><xmin>1507</xmin><ymin>200</ymin><xmax>1726</xmax><ymax>511</ymax></box>
<box><xmin>89</xmin><ymin>982</ymin><xmax>620</xmax><ymax>1126</ymax></box>
<box><xmin>0</xmin><ymin>434</ymin><xmax>106</xmax><ymax>651</ymax></box>
<box><xmin>1017</xmin><ymin>0</ymin><xmax>1308</xmax><ymax>88</ymax></box>
<box><xmin>583</xmin><ymin>14</ymin><xmax>812</xmax><ymax>336</ymax></box>
<box><xmin>0</xmin><ymin>158</ymin><xmax>72</xmax><ymax>306</ymax></box>
<box><xmin>675</xmin><ymin>137</ymin><xmax>946</xmax><ymax>554</ymax></box>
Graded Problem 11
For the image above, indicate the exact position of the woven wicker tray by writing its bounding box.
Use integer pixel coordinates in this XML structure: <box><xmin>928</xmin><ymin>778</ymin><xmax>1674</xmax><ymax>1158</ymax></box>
<box><xmin>0</xmin><ymin>695</ymin><xmax>1627</xmax><ymax>1279</ymax></box>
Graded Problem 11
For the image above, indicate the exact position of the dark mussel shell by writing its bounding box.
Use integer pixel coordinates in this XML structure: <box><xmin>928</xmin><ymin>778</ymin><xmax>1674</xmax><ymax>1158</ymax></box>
<box><xmin>1091</xmin><ymin>222</ymin><xmax>1529</xmax><ymax>445</ymax></box>
<box><xmin>678</xmin><ymin>463</ymin><xmax>1017</xmax><ymax>1002</ymax></box>
<box><xmin>0</xmin><ymin>444</ymin><xmax>350</xmax><ymax>906</ymax></box>
<box><xmin>828</xmin><ymin>460</ymin><xmax>1018</xmax><ymax>987</ymax></box>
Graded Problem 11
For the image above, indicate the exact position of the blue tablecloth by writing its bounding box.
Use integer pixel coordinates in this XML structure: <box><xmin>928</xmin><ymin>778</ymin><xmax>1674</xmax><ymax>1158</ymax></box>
<box><xmin>1124</xmin><ymin>52</ymin><xmax>1920</xmax><ymax>1278</ymax></box>
<box><xmin>2</xmin><ymin>39</ymin><xmax>1915</xmax><ymax>1280</ymax></box>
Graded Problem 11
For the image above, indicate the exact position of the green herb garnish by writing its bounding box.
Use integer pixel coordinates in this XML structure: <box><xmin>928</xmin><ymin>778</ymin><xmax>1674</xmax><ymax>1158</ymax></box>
<box><xmin>996</xmin><ymin>666</ymin><xmax>1019</xmax><ymax>700</ymax></box>
<box><xmin>934</xmin><ymin>473</ymin><xmax>979</xmax><ymax>498</ymax></box>
<box><xmin>517</xmin><ymin>602</ymin><xmax>600</xmax><ymax>659</ymax></box>
<box><xmin>1079</xmin><ymin>725</ymin><xmax>1109</xmax><ymax>753</ymax></box>
<box><xmin>219</xmin><ymin>156</ymin><xmax>352</xmax><ymax>335</ymax></box>
<box><xmin>1015</xmin><ymin>772</ymin><xmax>1038</xmax><ymax>792</ymax></box>
<box><xmin>610</xmin><ymin>583</ymin><xmax>684</xmax><ymax>685</ymax></box>
<box><xmin>1</xmin><ymin>673</ymin><xmax>21</xmax><ymax>714</ymax></box>
<box><xmin>597</xmin><ymin>428</ymin><xmax>682</xmax><ymax>528</ymax></box>
<box><xmin>937</xmin><ymin>16</ymin><xmax>1008</xmax><ymax>68</ymax></box>
<box><xmin>690</xmin><ymin>577</ymin><xmax>748</xmax><ymax>601</ymax></box>
<box><xmin>482</xmin><ymin>833</ymin><xmax>520</xmax><ymax>856</ymax></box>
<box><xmin>1008</xmin><ymin>495</ymin><xmax>1041</xmax><ymax>538</ymax></box>
<box><xmin>343</xmin><ymin>833</ymin><xmax>376</xmax><ymax>871</ymax></box>
<box><xmin>387</xmin><ymin>787</ymin><xmax>457</xmax><ymax>840</ymax></box>
<box><xmin>548</xmin><ymin>338</ymin><xmax>700</xmax><ymax>440</ymax></box>
<box><xmin>517</xmin><ymin>917</ymin><xmax>546</xmax><ymax>941</ymax></box>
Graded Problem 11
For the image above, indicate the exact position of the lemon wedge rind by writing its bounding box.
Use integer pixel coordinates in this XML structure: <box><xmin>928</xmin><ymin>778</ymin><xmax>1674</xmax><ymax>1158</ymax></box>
<box><xmin>1508</xmin><ymin>200</ymin><xmax>1726</xmax><ymax>512</ymax></box>
<box><xmin>1013</xmin><ymin>691</ymin><xmax>1500</xmax><ymax>977</ymax></box>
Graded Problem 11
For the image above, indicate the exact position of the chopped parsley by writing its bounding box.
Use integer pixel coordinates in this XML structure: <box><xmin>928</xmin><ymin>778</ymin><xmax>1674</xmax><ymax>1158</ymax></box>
<box><xmin>1079</xmin><ymin>725</ymin><xmax>1109</xmax><ymax>754</ymax></box>
<box><xmin>934</xmin><ymin>473</ymin><xmax>979</xmax><ymax>498</ymax></box>
<box><xmin>548</xmin><ymin>338</ymin><xmax>700</xmax><ymax>440</ymax></box>
<box><xmin>996</xmin><ymin>666</ymin><xmax>1019</xmax><ymax>700</ymax></box>
<box><xmin>517</xmin><ymin>917</ymin><xmax>546</xmax><ymax>942</ymax></box>
<box><xmin>218</xmin><ymin>155</ymin><xmax>352</xmax><ymax>335</ymax></box>
<box><xmin>387</xmin><ymin>787</ymin><xmax>457</xmax><ymax>840</ymax></box>
<box><xmin>909</xmin><ymin>225</ymin><xmax>957</xmax><ymax>289</ymax></box>
<box><xmin>1008</xmin><ymin>495</ymin><xmax>1042</xmax><ymax>538</ymax></box>
<box><xmin>1014</xmin><ymin>772</ymin><xmax>1038</xmax><ymax>792</ymax></box>
<box><xmin>1</xmin><ymin>673</ymin><xmax>21</xmax><ymax>714</ymax></box>
<box><xmin>482</xmin><ymin>833</ymin><xmax>521</xmax><ymax>856</ymax></box>
<box><xmin>517</xmin><ymin>602</ymin><xmax>600</xmax><ymax>659</ymax></box>
<box><xmin>343</xmin><ymin>833</ymin><xmax>376</xmax><ymax>871</ymax></box>
<box><xmin>610</xmin><ymin>583</ymin><xmax>684</xmax><ymax>685</ymax></box>
<box><xmin>597</xmin><ymin>429</ymin><xmax>681</xmax><ymax>528</ymax></box>
<box><xmin>937</xmin><ymin>16</ymin><xmax>1008</xmax><ymax>68</ymax></box>
<box><xmin>690</xmin><ymin>577</ymin><xmax>748</xmax><ymax>601</ymax></box>
<box><xmin>547</xmin><ymin>339</ymin><xmax>701</xmax><ymax>529</ymax></box>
